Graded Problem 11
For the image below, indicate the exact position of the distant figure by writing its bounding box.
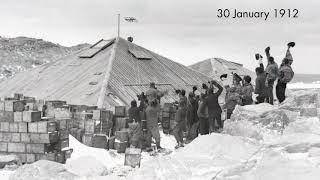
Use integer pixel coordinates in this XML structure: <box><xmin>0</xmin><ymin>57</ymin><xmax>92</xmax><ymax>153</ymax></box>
<box><xmin>241</xmin><ymin>75</ymin><xmax>254</xmax><ymax>105</ymax></box>
<box><xmin>255</xmin><ymin>67</ymin><xmax>268</xmax><ymax>104</ymax></box>
<box><xmin>174</xmin><ymin>89</ymin><xmax>187</xmax><ymax>149</ymax></box>
<box><xmin>186</xmin><ymin>91</ymin><xmax>198</xmax><ymax>130</ymax></box>
<box><xmin>186</xmin><ymin>92</ymin><xmax>200</xmax><ymax>141</ymax></box>
<box><xmin>276</xmin><ymin>42</ymin><xmax>295</xmax><ymax>103</ymax></box>
<box><xmin>264</xmin><ymin>47</ymin><xmax>279</xmax><ymax>105</ymax></box>
<box><xmin>206</xmin><ymin>80</ymin><xmax>224</xmax><ymax>132</ymax></box>
<box><xmin>225</xmin><ymin>87</ymin><xmax>241</xmax><ymax>119</ymax></box>
<box><xmin>197</xmin><ymin>93</ymin><xmax>209</xmax><ymax>135</ymax></box>
<box><xmin>128</xmin><ymin>100</ymin><xmax>141</xmax><ymax>123</ymax></box>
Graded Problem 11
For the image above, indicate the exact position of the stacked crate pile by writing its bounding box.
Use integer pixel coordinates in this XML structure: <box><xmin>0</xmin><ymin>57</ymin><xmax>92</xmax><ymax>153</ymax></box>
<box><xmin>112</xmin><ymin>106</ymin><xmax>130</xmax><ymax>153</ymax></box>
<box><xmin>0</xmin><ymin>95</ymin><xmax>71</xmax><ymax>164</ymax></box>
<box><xmin>82</xmin><ymin>109</ymin><xmax>114</xmax><ymax>149</ymax></box>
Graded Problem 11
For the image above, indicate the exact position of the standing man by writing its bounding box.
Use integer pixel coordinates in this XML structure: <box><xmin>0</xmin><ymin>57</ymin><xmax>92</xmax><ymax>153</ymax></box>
<box><xmin>197</xmin><ymin>93</ymin><xmax>209</xmax><ymax>135</ymax></box>
<box><xmin>276</xmin><ymin>42</ymin><xmax>295</xmax><ymax>103</ymax></box>
<box><xmin>146</xmin><ymin>82</ymin><xmax>166</xmax><ymax>107</ymax></box>
<box><xmin>264</xmin><ymin>47</ymin><xmax>279</xmax><ymax>105</ymax></box>
<box><xmin>173</xmin><ymin>90</ymin><xmax>188</xmax><ymax>149</ymax></box>
<box><xmin>241</xmin><ymin>76</ymin><xmax>254</xmax><ymax>105</ymax></box>
<box><xmin>145</xmin><ymin>99</ymin><xmax>162</xmax><ymax>149</ymax></box>
<box><xmin>206</xmin><ymin>80</ymin><xmax>224</xmax><ymax>132</ymax></box>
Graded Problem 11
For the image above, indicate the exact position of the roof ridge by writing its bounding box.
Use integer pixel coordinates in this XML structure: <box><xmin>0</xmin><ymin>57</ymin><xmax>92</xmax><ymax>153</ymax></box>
<box><xmin>96</xmin><ymin>37</ymin><xmax>119</xmax><ymax>109</ymax></box>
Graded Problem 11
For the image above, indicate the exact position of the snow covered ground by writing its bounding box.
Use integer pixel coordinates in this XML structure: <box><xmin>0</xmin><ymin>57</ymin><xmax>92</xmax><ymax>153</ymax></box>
<box><xmin>288</xmin><ymin>82</ymin><xmax>320</xmax><ymax>89</ymax></box>
<box><xmin>2</xmin><ymin>87</ymin><xmax>320</xmax><ymax>180</ymax></box>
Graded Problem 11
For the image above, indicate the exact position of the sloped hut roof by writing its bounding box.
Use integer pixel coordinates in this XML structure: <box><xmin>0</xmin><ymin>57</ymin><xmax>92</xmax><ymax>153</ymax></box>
<box><xmin>189</xmin><ymin>58</ymin><xmax>255</xmax><ymax>85</ymax></box>
<box><xmin>0</xmin><ymin>37</ymin><xmax>210</xmax><ymax>109</ymax></box>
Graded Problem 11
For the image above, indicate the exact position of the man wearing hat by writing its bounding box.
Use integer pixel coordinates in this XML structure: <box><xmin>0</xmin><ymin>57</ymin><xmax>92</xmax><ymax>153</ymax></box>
<box><xmin>145</xmin><ymin>82</ymin><xmax>166</xmax><ymax>150</ymax></box>
<box><xmin>146</xmin><ymin>82</ymin><xmax>163</xmax><ymax>105</ymax></box>
<box><xmin>264</xmin><ymin>47</ymin><xmax>279</xmax><ymax>105</ymax></box>
<box><xmin>276</xmin><ymin>42</ymin><xmax>295</xmax><ymax>103</ymax></box>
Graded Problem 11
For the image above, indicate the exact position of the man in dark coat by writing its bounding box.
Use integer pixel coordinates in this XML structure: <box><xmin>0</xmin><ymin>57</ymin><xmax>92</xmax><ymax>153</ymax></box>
<box><xmin>186</xmin><ymin>92</ymin><xmax>199</xmax><ymax>141</ymax></box>
<box><xmin>128</xmin><ymin>100</ymin><xmax>141</xmax><ymax>123</ymax></box>
<box><xmin>197</xmin><ymin>93</ymin><xmax>209</xmax><ymax>135</ymax></box>
<box><xmin>276</xmin><ymin>42</ymin><xmax>295</xmax><ymax>103</ymax></box>
<box><xmin>206</xmin><ymin>80</ymin><xmax>223</xmax><ymax>132</ymax></box>
<box><xmin>264</xmin><ymin>47</ymin><xmax>279</xmax><ymax>105</ymax></box>
<box><xmin>173</xmin><ymin>90</ymin><xmax>188</xmax><ymax>149</ymax></box>
<box><xmin>254</xmin><ymin>66</ymin><xmax>267</xmax><ymax>104</ymax></box>
<box><xmin>145</xmin><ymin>99</ymin><xmax>162</xmax><ymax>149</ymax></box>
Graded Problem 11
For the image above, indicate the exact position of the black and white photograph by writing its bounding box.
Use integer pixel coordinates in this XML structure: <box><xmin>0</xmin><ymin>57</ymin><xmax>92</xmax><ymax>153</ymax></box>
<box><xmin>0</xmin><ymin>0</ymin><xmax>319</xmax><ymax>179</ymax></box>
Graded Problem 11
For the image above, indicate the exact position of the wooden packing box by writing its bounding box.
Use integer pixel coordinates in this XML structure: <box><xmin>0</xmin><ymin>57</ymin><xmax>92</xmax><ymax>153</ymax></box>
<box><xmin>84</xmin><ymin>120</ymin><xmax>95</xmax><ymax>134</ymax></box>
<box><xmin>55</xmin><ymin>152</ymin><xmax>66</xmax><ymax>164</ymax></box>
<box><xmin>9</xmin><ymin>122</ymin><xmax>19</xmax><ymax>132</ymax></box>
<box><xmin>13</xmin><ymin>93</ymin><xmax>24</xmax><ymax>100</ymax></box>
<box><xmin>115</xmin><ymin>106</ymin><xmax>127</xmax><ymax>117</ymax></box>
<box><xmin>25</xmin><ymin>102</ymin><xmax>38</xmax><ymax>111</ymax></box>
<box><xmin>114</xmin><ymin>117</ymin><xmax>128</xmax><ymax>132</ymax></box>
<box><xmin>93</xmin><ymin>110</ymin><xmax>113</xmax><ymax>121</ymax></box>
<box><xmin>114</xmin><ymin>141</ymin><xmax>128</xmax><ymax>153</ymax></box>
<box><xmin>45</xmin><ymin>100</ymin><xmax>67</xmax><ymax>109</ymax></box>
<box><xmin>23</xmin><ymin>96</ymin><xmax>36</xmax><ymax>103</ymax></box>
<box><xmin>94</xmin><ymin>121</ymin><xmax>113</xmax><ymax>135</ymax></box>
<box><xmin>59</xmin><ymin>129</ymin><xmax>69</xmax><ymax>140</ymax></box>
<box><xmin>37</xmin><ymin>121</ymin><xmax>57</xmax><ymax>133</ymax></box>
<box><xmin>0</xmin><ymin>142</ymin><xmax>8</xmax><ymax>152</ymax></box>
<box><xmin>4</xmin><ymin>100</ymin><xmax>25</xmax><ymax>112</ymax></box>
<box><xmin>124</xmin><ymin>148</ymin><xmax>141</xmax><ymax>168</ymax></box>
<box><xmin>23</xmin><ymin>111</ymin><xmax>41</xmax><ymax>122</ymax></box>
<box><xmin>92</xmin><ymin>134</ymin><xmax>108</xmax><ymax>149</ymax></box>
<box><xmin>0</xmin><ymin>122</ymin><xmax>10</xmax><ymax>132</ymax></box>
<box><xmin>13</xmin><ymin>112</ymin><xmax>23</xmax><ymax>122</ymax></box>
<box><xmin>53</xmin><ymin>139</ymin><xmax>69</xmax><ymax>151</ymax></box>
<box><xmin>8</xmin><ymin>143</ymin><xmax>26</xmax><ymax>153</ymax></box>
<box><xmin>27</xmin><ymin>122</ymin><xmax>38</xmax><ymax>133</ymax></box>
<box><xmin>82</xmin><ymin>133</ymin><xmax>93</xmax><ymax>147</ymax></box>
<box><xmin>26</xmin><ymin>153</ymin><xmax>36</xmax><ymax>163</ymax></box>
<box><xmin>115</xmin><ymin>131</ymin><xmax>129</xmax><ymax>142</ymax></box>
<box><xmin>35</xmin><ymin>152</ymin><xmax>56</xmax><ymax>162</ymax></box>
<box><xmin>29</xmin><ymin>132</ymin><xmax>59</xmax><ymax>144</ymax></box>
<box><xmin>0</xmin><ymin>111</ymin><xmax>14</xmax><ymax>122</ymax></box>
<box><xmin>56</xmin><ymin>119</ymin><xmax>67</xmax><ymax>130</ymax></box>
<box><xmin>75</xmin><ymin>112</ymin><xmax>93</xmax><ymax>121</ymax></box>
<box><xmin>69</xmin><ymin>128</ymin><xmax>83</xmax><ymax>142</ymax></box>
<box><xmin>66</xmin><ymin>119</ymin><xmax>74</xmax><ymax>130</ymax></box>
<box><xmin>53</xmin><ymin>107</ymin><xmax>72</xmax><ymax>119</ymax></box>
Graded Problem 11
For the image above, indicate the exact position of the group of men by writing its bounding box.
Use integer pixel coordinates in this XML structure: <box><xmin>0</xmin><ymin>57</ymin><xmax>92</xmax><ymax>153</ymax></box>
<box><xmin>254</xmin><ymin>42</ymin><xmax>295</xmax><ymax>105</ymax></box>
<box><xmin>127</xmin><ymin>42</ymin><xmax>295</xmax><ymax>150</ymax></box>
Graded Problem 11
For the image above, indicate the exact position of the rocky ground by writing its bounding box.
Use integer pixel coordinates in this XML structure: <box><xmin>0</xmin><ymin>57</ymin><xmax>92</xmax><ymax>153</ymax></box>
<box><xmin>0</xmin><ymin>36</ymin><xmax>89</xmax><ymax>80</ymax></box>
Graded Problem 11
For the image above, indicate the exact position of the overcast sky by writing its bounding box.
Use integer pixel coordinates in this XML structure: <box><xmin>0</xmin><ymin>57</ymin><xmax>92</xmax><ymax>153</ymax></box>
<box><xmin>0</xmin><ymin>0</ymin><xmax>319</xmax><ymax>74</ymax></box>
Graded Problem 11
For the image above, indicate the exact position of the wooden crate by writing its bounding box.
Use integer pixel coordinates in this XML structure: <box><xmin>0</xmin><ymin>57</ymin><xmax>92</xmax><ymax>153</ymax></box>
<box><xmin>82</xmin><ymin>134</ymin><xmax>93</xmax><ymax>146</ymax></box>
<box><xmin>115</xmin><ymin>106</ymin><xmax>126</xmax><ymax>117</ymax></box>
<box><xmin>114</xmin><ymin>141</ymin><xmax>127</xmax><ymax>153</ymax></box>
<box><xmin>114</xmin><ymin>117</ymin><xmax>127</xmax><ymax>132</ymax></box>
<box><xmin>4</xmin><ymin>100</ymin><xmax>25</xmax><ymax>112</ymax></box>
<box><xmin>92</xmin><ymin>134</ymin><xmax>108</xmax><ymax>149</ymax></box>
<box><xmin>115</xmin><ymin>131</ymin><xmax>129</xmax><ymax>142</ymax></box>
<box><xmin>124</xmin><ymin>148</ymin><xmax>141</xmax><ymax>168</ymax></box>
